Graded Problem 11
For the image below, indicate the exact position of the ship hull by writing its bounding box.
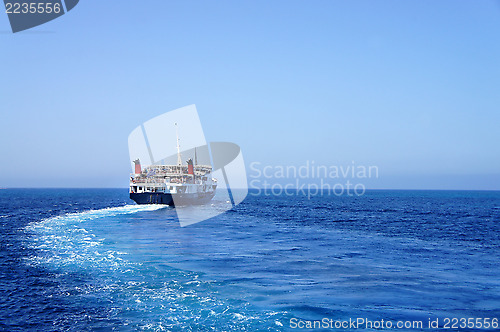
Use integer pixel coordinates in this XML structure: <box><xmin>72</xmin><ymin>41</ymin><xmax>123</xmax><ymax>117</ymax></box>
<box><xmin>130</xmin><ymin>192</ymin><xmax>215</xmax><ymax>206</ymax></box>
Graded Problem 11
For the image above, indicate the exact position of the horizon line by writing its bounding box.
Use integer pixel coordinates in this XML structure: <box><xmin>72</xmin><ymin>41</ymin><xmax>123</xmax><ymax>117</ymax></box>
<box><xmin>1</xmin><ymin>187</ymin><xmax>500</xmax><ymax>192</ymax></box>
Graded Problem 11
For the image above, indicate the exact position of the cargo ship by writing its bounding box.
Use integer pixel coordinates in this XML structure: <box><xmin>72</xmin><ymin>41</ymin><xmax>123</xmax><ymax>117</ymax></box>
<box><xmin>129</xmin><ymin>124</ymin><xmax>217</xmax><ymax>206</ymax></box>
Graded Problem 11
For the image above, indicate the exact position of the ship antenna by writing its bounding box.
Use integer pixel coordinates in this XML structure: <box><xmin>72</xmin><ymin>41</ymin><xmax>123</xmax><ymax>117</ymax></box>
<box><xmin>175</xmin><ymin>123</ymin><xmax>182</xmax><ymax>167</ymax></box>
<box><xmin>194</xmin><ymin>147</ymin><xmax>197</xmax><ymax>166</ymax></box>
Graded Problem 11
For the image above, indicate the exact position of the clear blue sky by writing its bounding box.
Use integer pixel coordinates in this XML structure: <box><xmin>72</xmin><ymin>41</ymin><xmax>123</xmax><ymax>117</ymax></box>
<box><xmin>1</xmin><ymin>0</ymin><xmax>499</xmax><ymax>189</ymax></box>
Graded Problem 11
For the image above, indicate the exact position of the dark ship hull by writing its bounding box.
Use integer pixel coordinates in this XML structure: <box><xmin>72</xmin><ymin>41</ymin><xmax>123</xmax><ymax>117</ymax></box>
<box><xmin>130</xmin><ymin>191</ymin><xmax>216</xmax><ymax>206</ymax></box>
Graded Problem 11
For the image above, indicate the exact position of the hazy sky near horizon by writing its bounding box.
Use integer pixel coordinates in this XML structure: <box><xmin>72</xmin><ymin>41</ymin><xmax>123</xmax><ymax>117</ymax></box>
<box><xmin>1</xmin><ymin>0</ymin><xmax>499</xmax><ymax>189</ymax></box>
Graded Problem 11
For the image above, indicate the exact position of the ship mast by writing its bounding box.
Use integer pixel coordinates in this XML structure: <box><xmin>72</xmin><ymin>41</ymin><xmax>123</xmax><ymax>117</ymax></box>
<box><xmin>175</xmin><ymin>123</ymin><xmax>182</xmax><ymax>167</ymax></box>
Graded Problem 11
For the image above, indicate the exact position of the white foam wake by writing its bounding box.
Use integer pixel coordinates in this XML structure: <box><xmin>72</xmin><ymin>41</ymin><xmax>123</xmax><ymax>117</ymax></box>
<box><xmin>24</xmin><ymin>204</ymin><xmax>167</xmax><ymax>270</ymax></box>
<box><xmin>27</xmin><ymin>204</ymin><xmax>166</xmax><ymax>231</ymax></box>
<box><xmin>23</xmin><ymin>204</ymin><xmax>288</xmax><ymax>330</ymax></box>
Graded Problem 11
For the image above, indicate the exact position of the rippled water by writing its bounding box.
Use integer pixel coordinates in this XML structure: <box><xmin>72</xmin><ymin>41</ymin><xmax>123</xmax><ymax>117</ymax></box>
<box><xmin>1</xmin><ymin>189</ymin><xmax>499</xmax><ymax>331</ymax></box>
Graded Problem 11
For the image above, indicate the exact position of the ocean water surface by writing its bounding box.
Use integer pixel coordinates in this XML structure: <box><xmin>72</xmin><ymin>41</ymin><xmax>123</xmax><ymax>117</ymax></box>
<box><xmin>0</xmin><ymin>189</ymin><xmax>499</xmax><ymax>331</ymax></box>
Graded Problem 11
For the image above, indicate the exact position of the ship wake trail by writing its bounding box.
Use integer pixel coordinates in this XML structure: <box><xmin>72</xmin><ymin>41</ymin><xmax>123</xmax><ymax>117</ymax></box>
<box><xmin>30</xmin><ymin>204</ymin><xmax>168</xmax><ymax>227</ymax></box>
<box><xmin>21</xmin><ymin>203</ymin><xmax>284</xmax><ymax>330</ymax></box>
<box><xmin>24</xmin><ymin>204</ymin><xmax>168</xmax><ymax>270</ymax></box>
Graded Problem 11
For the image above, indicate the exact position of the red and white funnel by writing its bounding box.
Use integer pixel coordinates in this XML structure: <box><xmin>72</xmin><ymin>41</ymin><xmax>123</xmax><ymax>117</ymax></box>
<box><xmin>133</xmin><ymin>159</ymin><xmax>141</xmax><ymax>174</ymax></box>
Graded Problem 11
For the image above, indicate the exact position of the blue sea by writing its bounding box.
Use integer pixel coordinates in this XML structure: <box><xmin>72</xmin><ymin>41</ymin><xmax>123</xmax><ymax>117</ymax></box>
<box><xmin>1</xmin><ymin>189</ymin><xmax>499</xmax><ymax>331</ymax></box>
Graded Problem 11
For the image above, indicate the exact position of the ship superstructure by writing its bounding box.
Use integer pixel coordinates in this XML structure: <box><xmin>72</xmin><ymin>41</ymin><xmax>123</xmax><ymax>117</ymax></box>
<box><xmin>129</xmin><ymin>124</ymin><xmax>217</xmax><ymax>205</ymax></box>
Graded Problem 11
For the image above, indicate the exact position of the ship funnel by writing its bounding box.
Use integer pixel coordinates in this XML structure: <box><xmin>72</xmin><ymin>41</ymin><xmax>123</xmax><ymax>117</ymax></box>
<box><xmin>187</xmin><ymin>158</ymin><xmax>194</xmax><ymax>175</ymax></box>
<box><xmin>133</xmin><ymin>159</ymin><xmax>141</xmax><ymax>174</ymax></box>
